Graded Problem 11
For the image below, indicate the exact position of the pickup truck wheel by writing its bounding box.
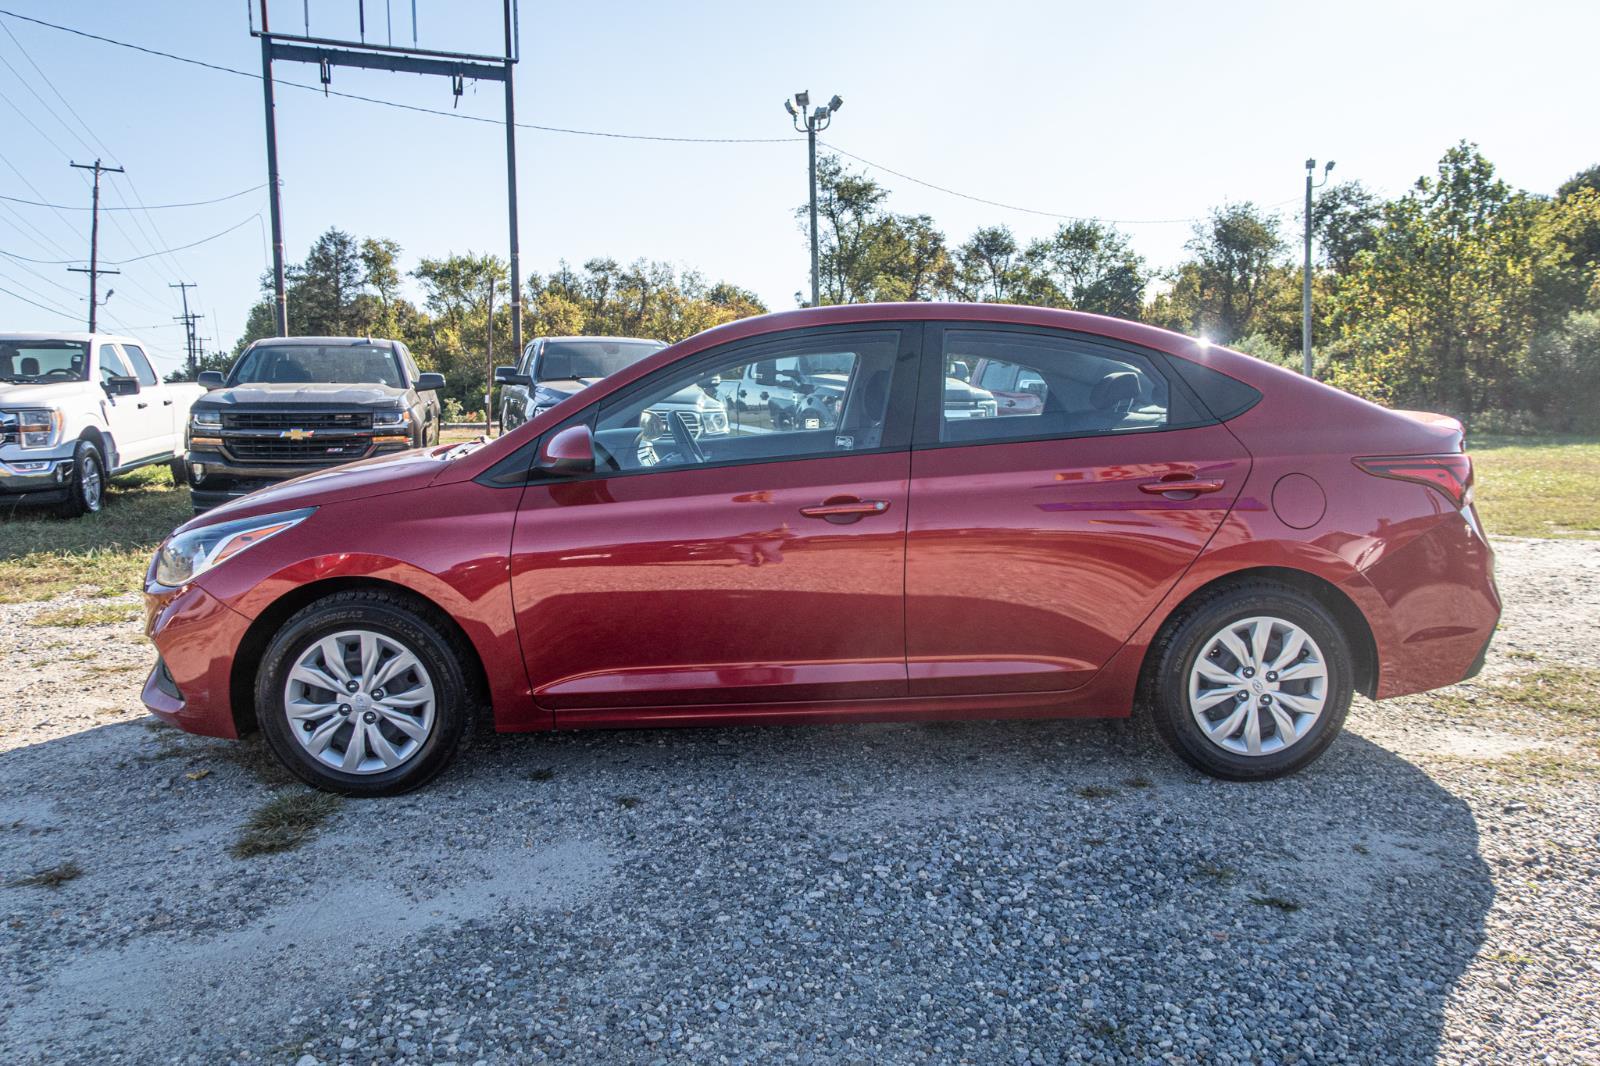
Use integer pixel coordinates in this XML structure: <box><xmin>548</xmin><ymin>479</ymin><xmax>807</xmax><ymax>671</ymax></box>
<box><xmin>169</xmin><ymin>456</ymin><xmax>187</xmax><ymax>486</ymax></box>
<box><xmin>55</xmin><ymin>441</ymin><xmax>105</xmax><ymax>518</ymax></box>
<box><xmin>256</xmin><ymin>590</ymin><xmax>473</xmax><ymax>796</ymax></box>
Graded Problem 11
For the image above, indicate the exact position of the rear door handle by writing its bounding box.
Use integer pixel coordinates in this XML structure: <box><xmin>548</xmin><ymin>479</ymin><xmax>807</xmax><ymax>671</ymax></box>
<box><xmin>800</xmin><ymin>497</ymin><xmax>891</xmax><ymax>523</ymax></box>
<box><xmin>162</xmin><ymin>399</ymin><xmax>174</xmax><ymax>406</ymax></box>
<box><xmin>1139</xmin><ymin>479</ymin><xmax>1224</xmax><ymax>497</ymax></box>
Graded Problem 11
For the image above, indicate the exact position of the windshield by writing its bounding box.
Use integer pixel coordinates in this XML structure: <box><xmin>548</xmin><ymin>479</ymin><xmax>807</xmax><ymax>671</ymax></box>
<box><xmin>230</xmin><ymin>344</ymin><xmax>403</xmax><ymax>387</ymax></box>
<box><xmin>0</xmin><ymin>339</ymin><xmax>90</xmax><ymax>383</ymax></box>
<box><xmin>536</xmin><ymin>339</ymin><xmax>663</xmax><ymax>382</ymax></box>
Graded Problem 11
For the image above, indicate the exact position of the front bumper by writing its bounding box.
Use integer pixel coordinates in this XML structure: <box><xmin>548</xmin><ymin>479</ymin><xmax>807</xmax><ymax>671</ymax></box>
<box><xmin>186</xmin><ymin>442</ymin><xmax>410</xmax><ymax>510</ymax></box>
<box><xmin>142</xmin><ymin>581</ymin><xmax>254</xmax><ymax>738</ymax></box>
<box><xmin>0</xmin><ymin>443</ymin><xmax>76</xmax><ymax>499</ymax></box>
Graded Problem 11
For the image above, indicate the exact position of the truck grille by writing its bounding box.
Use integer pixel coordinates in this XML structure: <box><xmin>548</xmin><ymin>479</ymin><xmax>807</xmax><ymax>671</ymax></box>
<box><xmin>222</xmin><ymin>411</ymin><xmax>373</xmax><ymax>431</ymax></box>
<box><xmin>224</xmin><ymin>438</ymin><xmax>372</xmax><ymax>464</ymax></box>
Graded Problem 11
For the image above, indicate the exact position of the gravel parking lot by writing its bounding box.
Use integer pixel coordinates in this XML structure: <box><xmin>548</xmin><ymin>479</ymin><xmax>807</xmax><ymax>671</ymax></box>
<box><xmin>2</xmin><ymin>536</ymin><xmax>1597</xmax><ymax>1065</ymax></box>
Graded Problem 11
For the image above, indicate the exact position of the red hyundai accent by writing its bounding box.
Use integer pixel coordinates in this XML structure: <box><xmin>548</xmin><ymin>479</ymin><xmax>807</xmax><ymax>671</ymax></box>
<box><xmin>142</xmin><ymin>304</ymin><xmax>1499</xmax><ymax>795</ymax></box>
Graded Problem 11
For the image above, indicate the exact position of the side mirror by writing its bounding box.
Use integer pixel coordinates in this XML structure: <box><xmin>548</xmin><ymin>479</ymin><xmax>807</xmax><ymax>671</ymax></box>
<box><xmin>197</xmin><ymin>370</ymin><xmax>226</xmax><ymax>390</ymax></box>
<box><xmin>1020</xmin><ymin>379</ymin><xmax>1047</xmax><ymax>398</ymax></box>
<box><xmin>535</xmin><ymin>423</ymin><xmax>594</xmax><ymax>476</ymax></box>
<box><xmin>105</xmin><ymin>375</ymin><xmax>140</xmax><ymax>396</ymax></box>
<box><xmin>415</xmin><ymin>372</ymin><xmax>446</xmax><ymax>391</ymax></box>
<box><xmin>494</xmin><ymin>365</ymin><xmax>532</xmax><ymax>387</ymax></box>
<box><xmin>948</xmin><ymin>361</ymin><xmax>971</xmax><ymax>382</ymax></box>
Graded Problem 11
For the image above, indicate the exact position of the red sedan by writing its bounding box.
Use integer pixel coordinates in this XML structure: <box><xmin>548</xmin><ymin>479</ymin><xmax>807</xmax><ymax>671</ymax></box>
<box><xmin>142</xmin><ymin>304</ymin><xmax>1499</xmax><ymax>795</ymax></box>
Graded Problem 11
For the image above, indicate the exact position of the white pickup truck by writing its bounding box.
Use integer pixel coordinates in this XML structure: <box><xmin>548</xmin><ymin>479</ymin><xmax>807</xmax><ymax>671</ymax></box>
<box><xmin>0</xmin><ymin>332</ymin><xmax>204</xmax><ymax>516</ymax></box>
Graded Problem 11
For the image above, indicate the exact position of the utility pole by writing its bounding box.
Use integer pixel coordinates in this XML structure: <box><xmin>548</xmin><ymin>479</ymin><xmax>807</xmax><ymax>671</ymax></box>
<box><xmin>785</xmin><ymin>90</ymin><xmax>842</xmax><ymax>307</ymax></box>
<box><xmin>259</xmin><ymin>1</ymin><xmax>288</xmax><ymax>337</ymax></box>
<box><xmin>170</xmin><ymin>281</ymin><xmax>203</xmax><ymax>373</ymax></box>
<box><xmin>502</xmin><ymin>0</ymin><xmax>522</xmax><ymax>366</ymax></box>
<box><xmin>67</xmin><ymin>159</ymin><xmax>123</xmax><ymax>333</ymax></box>
<box><xmin>484</xmin><ymin>274</ymin><xmax>495</xmax><ymax>431</ymax></box>
<box><xmin>1302</xmin><ymin>158</ymin><xmax>1334</xmax><ymax>378</ymax></box>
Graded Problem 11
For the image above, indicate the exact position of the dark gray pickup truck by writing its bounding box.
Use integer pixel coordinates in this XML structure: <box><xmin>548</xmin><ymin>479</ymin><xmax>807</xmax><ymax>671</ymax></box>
<box><xmin>184</xmin><ymin>336</ymin><xmax>444</xmax><ymax>512</ymax></box>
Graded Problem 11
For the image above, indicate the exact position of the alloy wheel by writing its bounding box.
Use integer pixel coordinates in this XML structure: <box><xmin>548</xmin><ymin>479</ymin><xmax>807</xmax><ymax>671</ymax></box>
<box><xmin>1187</xmin><ymin>615</ymin><xmax>1328</xmax><ymax>757</ymax></box>
<box><xmin>81</xmin><ymin>456</ymin><xmax>103</xmax><ymax>511</ymax></box>
<box><xmin>283</xmin><ymin>629</ymin><xmax>437</xmax><ymax>774</ymax></box>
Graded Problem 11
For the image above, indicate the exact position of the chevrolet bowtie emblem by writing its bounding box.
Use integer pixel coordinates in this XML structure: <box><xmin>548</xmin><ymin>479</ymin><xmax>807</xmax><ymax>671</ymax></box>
<box><xmin>280</xmin><ymin>428</ymin><xmax>312</xmax><ymax>441</ymax></box>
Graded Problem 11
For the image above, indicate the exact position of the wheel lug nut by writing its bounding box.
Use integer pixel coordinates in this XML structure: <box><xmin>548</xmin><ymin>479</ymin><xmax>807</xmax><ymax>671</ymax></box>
<box><xmin>1259</xmin><ymin>694</ymin><xmax>1272</xmax><ymax>705</ymax></box>
<box><xmin>372</xmin><ymin>688</ymin><xmax>385</xmax><ymax>700</ymax></box>
<box><xmin>362</xmin><ymin>711</ymin><xmax>377</xmax><ymax>723</ymax></box>
<box><xmin>345</xmin><ymin>680</ymin><xmax>359</xmax><ymax>693</ymax></box>
<box><xmin>338</xmin><ymin>704</ymin><xmax>351</xmax><ymax>716</ymax></box>
<box><xmin>302</xmin><ymin>720</ymin><xmax>314</xmax><ymax>732</ymax></box>
<box><xmin>1266</xmin><ymin>672</ymin><xmax>1278</xmax><ymax>683</ymax></box>
<box><xmin>1242</xmin><ymin>667</ymin><xmax>1255</xmax><ymax>678</ymax></box>
<box><xmin>1236</xmin><ymin>692</ymin><xmax>1248</xmax><ymax>701</ymax></box>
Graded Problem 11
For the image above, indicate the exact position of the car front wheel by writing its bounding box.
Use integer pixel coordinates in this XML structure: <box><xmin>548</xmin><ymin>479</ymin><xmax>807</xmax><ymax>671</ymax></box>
<box><xmin>55</xmin><ymin>440</ymin><xmax>105</xmax><ymax>518</ymax></box>
<box><xmin>256</xmin><ymin>590</ymin><xmax>473</xmax><ymax>796</ymax></box>
<box><xmin>1144</xmin><ymin>582</ymin><xmax>1353</xmax><ymax>780</ymax></box>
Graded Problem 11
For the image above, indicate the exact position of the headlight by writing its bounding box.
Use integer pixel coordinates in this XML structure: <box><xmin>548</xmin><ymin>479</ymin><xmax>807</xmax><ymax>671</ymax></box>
<box><xmin>14</xmin><ymin>409</ymin><xmax>62</xmax><ymax>448</ymax></box>
<box><xmin>152</xmin><ymin>507</ymin><xmax>314</xmax><ymax>588</ymax></box>
<box><xmin>190</xmin><ymin>409</ymin><xmax>222</xmax><ymax>430</ymax></box>
<box><xmin>372</xmin><ymin>408</ymin><xmax>411</xmax><ymax>428</ymax></box>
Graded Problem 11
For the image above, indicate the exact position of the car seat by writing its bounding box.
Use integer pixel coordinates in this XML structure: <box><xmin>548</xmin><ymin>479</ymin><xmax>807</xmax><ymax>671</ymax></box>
<box><xmin>19</xmin><ymin>357</ymin><xmax>39</xmax><ymax>376</ymax></box>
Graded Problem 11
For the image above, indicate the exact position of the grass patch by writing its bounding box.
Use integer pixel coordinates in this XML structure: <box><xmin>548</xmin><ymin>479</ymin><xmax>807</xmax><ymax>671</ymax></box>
<box><xmin>1248</xmin><ymin>894</ymin><xmax>1302</xmax><ymax>913</ymax></box>
<box><xmin>8</xmin><ymin>860</ymin><xmax>84</xmax><ymax>889</ymax></box>
<box><xmin>0</xmin><ymin>467</ymin><xmax>189</xmax><ymax>604</ymax></box>
<box><xmin>230</xmin><ymin>791</ymin><xmax>343</xmax><ymax>858</ymax></box>
<box><xmin>1120</xmin><ymin>775</ymin><xmax>1153</xmax><ymax>789</ymax></box>
<box><xmin>1470</xmin><ymin>435</ymin><xmax>1600</xmax><ymax>538</ymax></box>
<box><xmin>1482</xmin><ymin>665</ymin><xmax>1600</xmax><ymax>720</ymax></box>
<box><xmin>1076</xmin><ymin>784</ymin><xmax>1118</xmax><ymax>799</ymax></box>
<box><xmin>28</xmin><ymin>601</ymin><xmax>142</xmax><ymax>628</ymax></box>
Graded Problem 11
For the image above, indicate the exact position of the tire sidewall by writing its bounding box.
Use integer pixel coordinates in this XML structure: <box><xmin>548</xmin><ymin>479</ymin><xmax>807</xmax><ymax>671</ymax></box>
<box><xmin>257</xmin><ymin>599</ymin><xmax>468</xmax><ymax>796</ymax></box>
<box><xmin>61</xmin><ymin>440</ymin><xmax>104</xmax><ymax>517</ymax></box>
<box><xmin>1152</xmin><ymin>588</ymin><xmax>1353</xmax><ymax>781</ymax></box>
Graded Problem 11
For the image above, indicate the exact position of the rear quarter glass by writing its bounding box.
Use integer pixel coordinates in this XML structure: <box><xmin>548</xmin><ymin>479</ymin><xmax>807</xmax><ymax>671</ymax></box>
<box><xmin>1166</xmin><ymin>357</ymin><xmax>1263</xmax><ymax>421</ymax></box>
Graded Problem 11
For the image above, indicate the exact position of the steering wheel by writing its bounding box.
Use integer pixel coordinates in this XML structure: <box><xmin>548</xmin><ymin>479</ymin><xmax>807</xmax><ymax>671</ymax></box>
<box><xmin>668</xmin><ymin>411</ymin><xmax>705</xmax><ymax>465</ymax></box>
<box><xmin>43</xmin><ymin>368</ymin><xmax>77</xmax><ymax>379</ymax></box>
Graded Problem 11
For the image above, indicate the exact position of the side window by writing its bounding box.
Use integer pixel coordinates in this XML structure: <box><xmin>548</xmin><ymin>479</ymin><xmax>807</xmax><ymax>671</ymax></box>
<box><xmin>98</xmin><ymin>343</ymin><xmax>134</xmax><ymax>383</ymax></box>
<box><xmin>123</xmin><ymin>344</ymin><xmax>159</xmax><ymax>386</ymax></box>
<box><xmin>397</xmin><ymin>344</ymin><xmax>421</xmax><ymax>384</ymax></box>
<box><xmin>519</xmin><ymin>341</ymin><xmax>539</xmax><ymax>376</ymax></box>
<box><xmin>937</xmin><ymin>329</ymin><xmax>1172</xmax><ymax>444</ymax></box>
<box><xmin>591</xmin><ymin>330</ymin><xmax>902</xmax><ymax>474</ymax></box>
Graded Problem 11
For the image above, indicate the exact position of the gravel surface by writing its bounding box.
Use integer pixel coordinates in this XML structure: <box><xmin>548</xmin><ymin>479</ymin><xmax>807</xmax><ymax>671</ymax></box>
<box><xmin>2</xmin><ymin>536</ymin><xmax>1597</xmax><ymax>1065</ymax></box>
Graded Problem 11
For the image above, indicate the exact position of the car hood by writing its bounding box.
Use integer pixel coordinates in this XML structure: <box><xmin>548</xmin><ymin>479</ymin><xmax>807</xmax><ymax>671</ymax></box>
<box><xmin>195</xmin><ymin>382</ymin><xmax>407</xmax><ymax>408</ymax></box>
<box><xmin>0</xmin><ymin>381</ymin><xmax>92</xmax><ymax>407</ymax></box>
<box><xmin>539</xmin><ymin>378</ymin><xmax>713</xmax><ymax>408</ymax></box>
<box><xmin>182</xmin><ymin>444</ymin><xmax>454</xmax><ymax>530</ymax></box>
<box><xmin>943</xmin><ymin>376</ymin><xmax>994</xmax><ymax>401</ymax></box>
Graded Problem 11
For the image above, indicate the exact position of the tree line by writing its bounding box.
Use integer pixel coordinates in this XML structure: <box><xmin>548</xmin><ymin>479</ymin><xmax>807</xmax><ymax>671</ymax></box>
<box><xmin>218</xmin><ymin>141</ymin><xmax>1598</xmax><ymax>430</ymax></box>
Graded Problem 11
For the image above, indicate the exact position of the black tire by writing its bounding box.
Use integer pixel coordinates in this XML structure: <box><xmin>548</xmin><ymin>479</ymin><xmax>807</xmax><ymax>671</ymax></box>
<box><xmin>256</xmin><ymin>590</ymin><xmax>475</xmax><ymax>796</ymax></box>
<box><xmin>169</xmin><ymin>455</ymin><xmax>188</xmax><ymax>486</ymax></box>
<box><xmin>1141</xmin><ymin>581</ymin><xmax>1353</xmax><ymax>781</ymax></box>
<box><xmin>55</xmin><ymin>440</ymin><xmax>105</xmax><ymax>518</ymax></box>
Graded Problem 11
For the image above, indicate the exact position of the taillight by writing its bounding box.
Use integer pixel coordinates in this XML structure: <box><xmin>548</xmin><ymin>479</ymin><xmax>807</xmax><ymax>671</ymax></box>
<box><xmin>1354</xmin><ymin>454</ymin><xmax>1474</xmax><ymax>508</ymax></box>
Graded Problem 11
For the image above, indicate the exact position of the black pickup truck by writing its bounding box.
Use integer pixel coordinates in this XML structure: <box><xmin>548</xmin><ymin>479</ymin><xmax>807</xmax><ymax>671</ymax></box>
<box><xmin>184</xmin><ymin>336</ymin><xmax>444</xmax><ymax>512</ymax></box>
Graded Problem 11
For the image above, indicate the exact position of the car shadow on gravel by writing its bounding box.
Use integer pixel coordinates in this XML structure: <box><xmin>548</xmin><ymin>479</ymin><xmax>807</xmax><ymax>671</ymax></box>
<box><xmin>0</xmin><ymin>713</ymin><xmax>1493</xmax><ymax>1064</ymax></box>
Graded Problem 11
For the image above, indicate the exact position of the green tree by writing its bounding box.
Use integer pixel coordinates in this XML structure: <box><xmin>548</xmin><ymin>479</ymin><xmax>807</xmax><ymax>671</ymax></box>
<box><xmin>954</xmin><ymin>225</ymin><xmax>1024</xmax><ymax>302</ymax></box>
<box><xmin>1149</xmin><ymin>203</ymin><xmax>1289</xmax><ymax>344</ymax></box>
<box><xmin>1020</xmin><ymin>221</ymin><xmax>1148</xmax><ymax>317</ymax></box>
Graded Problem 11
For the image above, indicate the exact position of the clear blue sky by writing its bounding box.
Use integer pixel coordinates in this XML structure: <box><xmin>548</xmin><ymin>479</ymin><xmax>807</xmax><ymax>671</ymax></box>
<box><xmin>1</xmin><ymin>0</ymin><xmax>1596</xmax><ymax>374</ymax></box>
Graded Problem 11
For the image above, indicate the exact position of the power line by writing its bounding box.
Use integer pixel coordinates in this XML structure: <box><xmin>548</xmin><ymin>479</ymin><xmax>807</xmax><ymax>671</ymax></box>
<box><xmin>0</xmin><ymin>281</ymin><xmax>78</xmax><ymax>321</ymax></box>
<box><xmin>0</xmin><ymin>210</ymin><xmax>262</xmax><ymax>265</ymax></box>
<box><xmin>0</xmin><ymin>183</ymin><xmax>268</xmax><ymax>211</ymax></box>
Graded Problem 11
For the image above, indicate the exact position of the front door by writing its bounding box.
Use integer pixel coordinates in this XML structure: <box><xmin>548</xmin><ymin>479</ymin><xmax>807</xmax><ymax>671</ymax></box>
<box><xmin>906</xmin><ymin>324</ymin><xmax>1249</xmax><ymax>696</ymax></box>
<box><xmin>510</xmin><ymin>326</ymin><xmax>920</xmax><ymax>717</ymax></box>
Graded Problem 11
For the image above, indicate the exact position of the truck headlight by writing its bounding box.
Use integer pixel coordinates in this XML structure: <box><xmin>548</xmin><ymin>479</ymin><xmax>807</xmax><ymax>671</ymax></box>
<box><xmin>152</xmin><ymin>507</ymin><xmax>314</xmax><ymax>588</ymax></box>
<box><xmin>190</xmin><ymin>409</ymin><xmax>223</xmax><ymax>430</ymax></box>
<box><xmin>372</xmin><ymin>408</ymin><xmax>411</xmax><ymax>429</ymax></box>
<box><xmin>15</xmin><ymin>409</ymin><xmax>62</xmax><ymax>448</ymax></box>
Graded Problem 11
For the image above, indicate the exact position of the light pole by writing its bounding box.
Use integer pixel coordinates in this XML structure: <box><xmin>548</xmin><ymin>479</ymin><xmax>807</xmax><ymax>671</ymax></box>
<box><xmin>786</xmin><ymin>90</ymin><xmax>842</xmax><ymax>307</ymax></box>
<box><xmin>1302</xmin><ymin>158</ymin><xmax>1334</xmax><ymax>377</ymax></box>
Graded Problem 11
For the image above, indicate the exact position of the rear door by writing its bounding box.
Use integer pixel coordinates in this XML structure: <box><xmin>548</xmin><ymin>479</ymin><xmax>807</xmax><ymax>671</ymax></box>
<box><xmin>510</xmin><ymin>325</ymin><xmax>921</xmax><ymax>718</ymax></box>
<box><xmin>905</xmin><ymin>323</ymin><xmax>1249</xmax><ymax>696</ymax></box>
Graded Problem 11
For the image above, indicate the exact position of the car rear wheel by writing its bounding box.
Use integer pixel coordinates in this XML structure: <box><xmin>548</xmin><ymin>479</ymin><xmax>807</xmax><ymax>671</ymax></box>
<box><xmin>256</xmin><ymin>590</ymin><xmax>473</xmax><ymax>796</ymax></box>
<box><xmin>1143</xmin><ymin>582</ymin><xmax>1352</xmax><ymax>780</ymax></box>
<box><xmin>55</xmin><ymin>440</ymin><xmax>105</xmax><ymax>518</ymax></box>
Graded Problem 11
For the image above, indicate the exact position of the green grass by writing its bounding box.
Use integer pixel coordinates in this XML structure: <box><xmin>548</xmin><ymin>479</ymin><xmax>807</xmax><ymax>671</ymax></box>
<box><xmin>230</xmin><ymin>791</ymin><xmax>344</xmax><ymax>858</ymax></box>
<box><xmin>28</xmin><ymin>601</ymin><xmax>143</xmax><ymax>628</ymax></box>
<box><xmin>0</xmin><ymin>466</ymin><xmax>189</xmax><ymax>604</ymax></box>
<box><xmin>1470</xmin><ymin>435</ymin><xmax>1600</xmax><ymax>538</ymax></box>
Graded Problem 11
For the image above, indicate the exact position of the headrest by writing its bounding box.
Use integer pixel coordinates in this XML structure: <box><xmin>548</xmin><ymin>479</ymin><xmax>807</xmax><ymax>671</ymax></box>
<box><xmin>1090</xmin><ymin>371</ymin><xmax>1140</xmax><ymax>410</ymax></box>
<box><xmin>19</xmin><ymin>357</ymin><xmax>39</xmax><ymax>375</ymax></box>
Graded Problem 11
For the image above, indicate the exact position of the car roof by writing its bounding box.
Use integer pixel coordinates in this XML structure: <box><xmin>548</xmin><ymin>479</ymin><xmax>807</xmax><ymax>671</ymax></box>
<box><xmin>0</xmin><ymin>331</ymin><xmax>144</xmax><ymax>345</ymax></box>
<box><xmin>245</xmin><ymin>336</ymin><xmax>400</xmax><ymax>348</ymax></box>
<box><xmin>535</xmin><ymin>336</ymin><xmax>666</xmax><ymax>345</ymax></box>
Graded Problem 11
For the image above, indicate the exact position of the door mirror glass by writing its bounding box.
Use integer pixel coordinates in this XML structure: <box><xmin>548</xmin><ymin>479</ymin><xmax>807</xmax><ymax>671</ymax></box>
<box><xmin>198</xmin><ymin>370</ymin><xmax>226</xmax><ymax>389</ymax></box>
<box><xmin>536</xmin><ymin>423</ymin><xmax>595</xmax><ymax>476</ymax></box>
<box><xmin>105</xmin><ymin>375</ymin><xmax>140</xmax><ymax>397</ymax></box>
<box><xmin>415</xmin><ymin>372</ymin><xmax>446</xmax><ymax>391</ymax></box>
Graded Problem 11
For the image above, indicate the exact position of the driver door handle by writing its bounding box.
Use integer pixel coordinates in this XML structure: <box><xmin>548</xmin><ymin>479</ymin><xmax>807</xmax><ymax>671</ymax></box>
<box><xmin>800</xmin><ymin>497</ymin><xmax>891</xmax><ymax>523</ymax></box>
<box><xmin>136</xmin><ymin>401</ymin><xmax>149</xmax><ymax>409</ymax></box>
<box><xmin>162</xmin><ymin>399</ymin><xmax>174</xmax><ymax>406</ymax></box>
<box><xmin>1138</xmin><ymin>478</ymin><xmax>1224</xmax><ymax>497</ymax></box>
